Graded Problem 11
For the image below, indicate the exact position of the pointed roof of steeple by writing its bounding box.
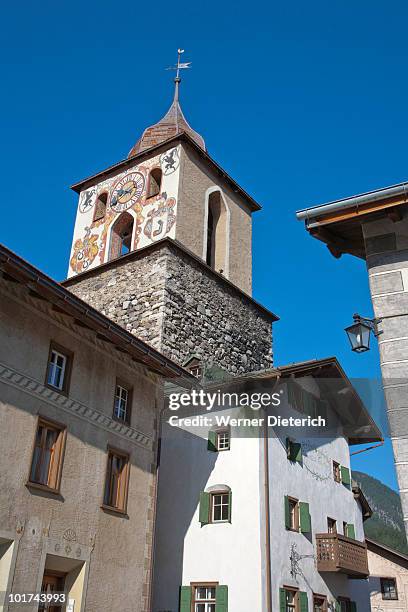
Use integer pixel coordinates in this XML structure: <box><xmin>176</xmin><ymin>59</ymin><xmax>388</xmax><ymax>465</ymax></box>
<box><xmin>128</xmin><ymin>52</ymin><xmax>205</xmax><ymax>158</ymax></box>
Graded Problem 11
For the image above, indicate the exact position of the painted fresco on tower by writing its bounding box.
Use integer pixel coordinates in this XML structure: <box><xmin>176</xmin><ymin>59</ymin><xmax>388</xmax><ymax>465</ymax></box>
<box><xmin>68</xmin><ymin>146</ymin><xmax>180</xmax><ymax>277</ymax></box>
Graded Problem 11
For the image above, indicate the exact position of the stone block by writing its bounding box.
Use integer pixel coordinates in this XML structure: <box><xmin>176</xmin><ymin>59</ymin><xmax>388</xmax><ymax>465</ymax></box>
<box><xmin>370</xmin><ymin>271</ymin><xmax>403</xmax><ymax>296</ymax></box>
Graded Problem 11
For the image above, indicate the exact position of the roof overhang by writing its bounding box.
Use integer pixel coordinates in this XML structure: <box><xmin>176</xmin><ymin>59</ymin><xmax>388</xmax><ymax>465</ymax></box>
<box><xmin>296</xmin><ymin>181</ymin><xmax>408</xmax><ymax>259</ymax></box>
<box><xmin>366</xmin><ymin>538</ymin><xmax>408</xmax><ymax>568</ymax></box>
<box><xmin>70</xmin><ymin>132</ymin><xmax>262</xmax><ymax>212</ymax></box>
<box><xmin>202</xmin><ymin>357</ymin><xmax>382</xmax><ymax>444</ymax></box>
<box><xmin>0</xmin><ymin>243</ymin><xmax>195</xmax><ymax>384</ymax></box>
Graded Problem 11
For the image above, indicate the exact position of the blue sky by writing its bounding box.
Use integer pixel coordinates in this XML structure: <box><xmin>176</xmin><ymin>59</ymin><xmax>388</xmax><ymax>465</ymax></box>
<box><xmin>1</xmin><ymin>1</ymin><xmax>407</xmax><ymax>489</ymax></box>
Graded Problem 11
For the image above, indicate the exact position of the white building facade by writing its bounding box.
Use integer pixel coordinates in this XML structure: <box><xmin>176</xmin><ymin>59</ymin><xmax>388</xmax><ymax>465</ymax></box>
<box><xmin>153</xmin><ymin>359</ymin><xmax>382</xmax><ymax>612</ymax></box>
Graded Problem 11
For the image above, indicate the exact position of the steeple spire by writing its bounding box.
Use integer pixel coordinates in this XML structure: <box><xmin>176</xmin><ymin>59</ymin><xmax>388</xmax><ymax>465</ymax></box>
<box><xmin>128</xmin><ymin>50</ymin><xmax>205</xmax><ymax>158</ymax></box>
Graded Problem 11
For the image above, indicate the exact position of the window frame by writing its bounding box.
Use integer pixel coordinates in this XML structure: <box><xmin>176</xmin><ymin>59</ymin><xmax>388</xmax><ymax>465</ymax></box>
<box><xmin>327</xmin><ymin>517</ymin><xmax>337</xmax><ymax>534</ymax></box>
<box><xmin>45</xmin><ymin>342</ymin><xmax>73</xmax><ymax>396</ymax></box>
<box><xmin>210</xmin><ymin>491</ymin><xmax>230</xmax><ymax>523</ymax></box>
<box><xmin>27</xmin><ymin>416</ymin><xmax>67</xmax><ymax>494</ymax></box>
<box><xmin>283</xmin><ymin>586</ymin><xmax>299</xmax><ymax>612</ymax></box>
<box><xmin>191</xmin><ymin>582</ymin><xmax>218</xmax><ymax>612</ymax></box>
<box><xmin>380</xmin><ymin>577</ymin><xmax>398</xmax><ymax>600</ymax></box>
<box><xmin>101</xmin><ymin>446</ymin><xmax>130</xmax><ymax>515</ymax></box>
<box><xmin>288</xmin><ymin>497</ymin><xmax>300</xmax><ymax>532</ymax></box>
<box><xmin>93</xmin><ymin>191</ymin><xmax>108</xmax><ymax>223</ymax></box>
<box><xmin>312</xmin><ymin>593</ymin><xmax>327</xmax><ymax>612</ymax></box>
<box><xmin>146</xmin><ymin>168</ymin><xmax>162</xmax><ymax>199</ymax></box>
<box><xmin>332</xmin><ymin>460</ymin><xmax>341</xmax><ymax>483</ymax></box>
<box><xmin>216</xmin><ymin>430</ymin><xmax>230</xmax><ymax>451</ymax></box>
<box><xmin>112</xmin><ymin>379</ymin><xmax>133</xmax><ymax>425</ymax></box>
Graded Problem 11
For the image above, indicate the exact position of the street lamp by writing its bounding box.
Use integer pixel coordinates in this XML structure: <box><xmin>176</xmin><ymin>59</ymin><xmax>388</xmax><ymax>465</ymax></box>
<box><xmin>345</xmin><ymin>314</ymin><xmax>381</xmax><ymax>353</ymax></box>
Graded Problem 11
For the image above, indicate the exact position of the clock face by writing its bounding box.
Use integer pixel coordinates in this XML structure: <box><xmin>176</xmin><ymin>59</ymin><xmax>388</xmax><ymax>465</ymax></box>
<box><xmin>110</xmin><ymin>172</ymin><xmax>145</xmax><ymax>212</ymax></box>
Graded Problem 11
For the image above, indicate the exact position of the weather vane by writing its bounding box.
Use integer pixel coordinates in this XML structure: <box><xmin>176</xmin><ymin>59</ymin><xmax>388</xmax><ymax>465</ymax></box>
<box><xmin>166</xmin><ymin>49</ymin><xmax>191</xmax><ymax>98</ymax></box>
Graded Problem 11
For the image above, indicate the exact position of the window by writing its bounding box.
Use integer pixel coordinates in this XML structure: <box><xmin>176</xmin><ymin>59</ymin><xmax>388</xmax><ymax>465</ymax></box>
<box><xmin>103</xmin><ymin>448</ymin><xmax>130</xmax><ymax>513</ymax></box>
<box><xmin>189</xmin><ymin>363</ymin><xmax>202</xmax><ymax>378</ymax></box>
<box><xmin>288</xmin><ymin>498</ymin><xmax>299</xmax><ymax>531</ymax></box>
<box><xmin>199</xmin><ymin>488</ymin><xmax>231</xmax><ymax>525</ymax></box>
<box><xmin>280</xmin><ymin>588</ymin><xmax>309</xmax><ymax>612</ymax></box>
<box><xmin>337</xmin><ymin>598</ymin><xmax>352</xmax><ymax>612</ymax></box>
<box><xmin>286</xmin><ymin>438</ymin><xmax>302</xmax><ymax>463</ymax></box>
<box><xmin>333</xmin><ymin>461</ymin><xmax>341</xmax><ymax>483</ymax></box>
<box><xmin>327</xmin><ymin>517</ymin><xmax>337</xmax><ymax>533</ymax></box>
<box><xmin>93</xmin><ymin>192</ymin><xmax>108</xmax><ymax>222</ymax></box>
<box><xmin>193</xmin><ymin>585</ymin><xmax>216</xmax><ymax>612</ymax></box>
<box><xmin>39</xmin><ymin>572</ymin><xmax>66</xmax><ymax>611</ymax></box>
<box><xmin>285</xmin><ymin>497</ymin><xmax>311</xmax><ymax>533</ymax></box>
<box><xmin>207</xmin><ymin>430</ymin><xmax>230</xmax><ymax>452</ymax></box>
<box><xmin>46</xmin><ymin>343</ymin><xmax>72</xmax><ymax>393</ymax></box>
<box><xmin>285</xmin><ymin>589</ymin><xmax>298</xmax><ymax>612</ymax></box>
<box><xmin>211</xmin><ymin>492</ymin><xmax>230</xmax><ymax>522</ymax></box>
<box><xmin>109</xmin><ymin>212</ymin><xmax>134</xmax><ymax>260</ymax></box>
<box><xmin>343</xmin><ymin>521</ymin><xmax>348</xmax><ymax>535</ymax></box>
<box><xmin>217</xmin><ymin>431</ymin><xmax>230</xmax><ymax>451</ymax></box>
<box><xmin>113</xmin><ymin>382</ymin><xmax>132</xmax><ymax>424</ymax></box>
<box><xmin>205</xmin><ymin>190</ymin><xmax>227</xmax><ymax>274</ymax></box>
<box><xmin>29</xmin><ymin>417</ymin><xmax>66</xmax><ymax>491</ymax></box>
<box><xmin>381</xmin><ymin>577</ymin><xmax>398</xmax><ymax>600</ymax></box>
<box><xmin>313</xmin><ymin>595</ymin><xmax>327</xmax><ymax>612</ymax></box>
<box><xmin>147</xmin><ymin>168</ymin><xmax>162</xmax><ymax>198</ymax></box>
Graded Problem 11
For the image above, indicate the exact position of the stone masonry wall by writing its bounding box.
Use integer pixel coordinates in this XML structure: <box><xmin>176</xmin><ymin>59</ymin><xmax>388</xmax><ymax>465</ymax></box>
<box><xmin>363</xmin><ymin>212</ymin><xmax>408</xmax><ymax>538</ymax></box>
<box><xmin>160</xmin><ymin>246</ymin><xmax>273</xmax><ymax>374</ymax></box>
<box><xmin>64</xmin><ymin>241</ymin><xmax>274</xmax><ymax>376</ymax></box>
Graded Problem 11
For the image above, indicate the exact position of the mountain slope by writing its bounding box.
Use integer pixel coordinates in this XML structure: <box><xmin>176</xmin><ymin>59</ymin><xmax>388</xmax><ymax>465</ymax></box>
<box><xmin>353</xmin><ymin>470</ymin><xmax>408</xmax><ymax>554</ymax></box>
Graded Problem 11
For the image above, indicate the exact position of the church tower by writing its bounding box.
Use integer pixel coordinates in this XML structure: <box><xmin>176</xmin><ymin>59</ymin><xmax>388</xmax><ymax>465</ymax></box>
<box><xmin>64</xmin><ymin>53</ymin><xmax>276</xmax><ymax>376</ymax></box>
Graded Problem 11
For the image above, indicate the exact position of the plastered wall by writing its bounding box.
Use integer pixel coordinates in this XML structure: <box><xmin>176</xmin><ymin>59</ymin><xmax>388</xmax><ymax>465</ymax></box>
<box><xmin>0</xmin><ymin>280</ymin><xmax>161</xmax><ymax>612</ymax></box>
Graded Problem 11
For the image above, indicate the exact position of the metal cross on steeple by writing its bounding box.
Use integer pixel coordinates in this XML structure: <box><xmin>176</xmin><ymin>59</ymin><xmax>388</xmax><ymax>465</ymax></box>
<box><xmin>166</xmin><ymin>49</ymin><xmax>192</xmax><ymax>101</ymax></box>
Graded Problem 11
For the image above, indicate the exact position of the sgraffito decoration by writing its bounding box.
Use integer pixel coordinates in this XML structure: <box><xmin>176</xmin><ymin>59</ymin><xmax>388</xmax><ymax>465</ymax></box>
<box><xmin>143</xmin><ymin>193</ymin><xmax>176</xmax><ymax>241</ymax></box>
<box><xmin>69</xmin><ymin>147</ymin><xmax>180</xmax><ymax>275</ymax></box>
<box><xmin>70</xmin><ymin>227</ymin><xmax>99</xmax><ymax>273</ymax></box>
<box><xmin>79</xmin><ymin>188</ymin><xmax>96</xmax><ymax>213</ymax></box>
<box><xmin>160</xmin><ymin>147</ymin><xmax>179</xmax><ymax>175</ymax></box>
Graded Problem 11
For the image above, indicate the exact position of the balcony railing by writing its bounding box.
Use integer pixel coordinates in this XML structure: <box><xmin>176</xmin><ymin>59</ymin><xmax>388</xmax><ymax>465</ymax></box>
<box><xmin>316</xmin><ymin>533</ymin><xmax>369</xmax><ymax>578</ymax></box>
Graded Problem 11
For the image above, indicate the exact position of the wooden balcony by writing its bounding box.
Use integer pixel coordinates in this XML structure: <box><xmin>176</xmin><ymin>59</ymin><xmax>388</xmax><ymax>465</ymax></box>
<box><xmin>316</xmin><ymin>533</ymin><xmax>369</xmax><ymax>578</ymax></box>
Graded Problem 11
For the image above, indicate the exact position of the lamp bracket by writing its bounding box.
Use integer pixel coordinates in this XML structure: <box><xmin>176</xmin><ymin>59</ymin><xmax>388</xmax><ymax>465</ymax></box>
<box><xmin>352</xmin><ymin>313</ymin><xmax>382</xmax><ymax>338</ymax></box>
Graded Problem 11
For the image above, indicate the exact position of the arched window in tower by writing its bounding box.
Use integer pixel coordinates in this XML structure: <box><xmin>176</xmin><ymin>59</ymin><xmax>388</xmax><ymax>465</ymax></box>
<box><xmin>93</xmin><ymin>192</ymin><xmax>108</xmax><ymax>222</ymax></box>
<box><xmin>109</xmin><ymin>212</ymin><xmax>134</xmax><ymax>261</ymax></box>
<box><xmin>206</xmin><ymin>191</ymin><xmax>228</xmax><ymax>274</ymax></box>
<box><xmin>147</xmin><ymin>168</ymin><xmax>162</xmax><ymax>199</ymax></box>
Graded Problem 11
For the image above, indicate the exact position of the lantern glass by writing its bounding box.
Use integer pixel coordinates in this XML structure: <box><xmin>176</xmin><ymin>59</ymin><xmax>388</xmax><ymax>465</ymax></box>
<box><xmin>345</xmin><ymin>321</ymin><xmax>371</xmax><ymax>353</ymax></box>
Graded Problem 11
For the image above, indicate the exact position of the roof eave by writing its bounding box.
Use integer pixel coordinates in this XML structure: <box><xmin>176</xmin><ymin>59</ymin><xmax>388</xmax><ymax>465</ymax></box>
<box><xmin>0</xmin><ymin>243</ymin><xmax>195</xmax><ymax>384</ymax></box>
<box><xmin>296</xmin><ymin>181</ymin><xmax>408</xmax><ymax>227</ymax></box>
<box><xmin>70</xmin><ymin>132</ymin><xmax>262</xmax><ymax>212</ymax></box>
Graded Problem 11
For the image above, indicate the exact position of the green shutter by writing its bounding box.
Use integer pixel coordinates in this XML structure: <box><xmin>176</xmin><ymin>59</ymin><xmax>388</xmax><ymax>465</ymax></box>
<box><xmin>340</xmin><ymin>465</ymin><xmax>351</xmax><ymax>487</ymax></box>
<box><xmin>215</xmin><ymin>585</ymin><xmax>228</xmax><ymax>612</ymax></box>
<box><xmin>334</xmin><ymin>601</ymin><xmax>340</xmax><ymax>612</ymax></box>
<box><xmin>287</xmin><ymin>438</ymin><xmax>302</xmax><ymax>463</ymax></box>
<box><xmin>299</xmin><ymin>502</ymin><xmax>311</xmax><ymax>533</ymax></box>
<box><xmin>350</xmin><ymin>602</ymin><xmax>357</xmax><ymax>612</ymax></box>
<box><xmin>179</xmin><ymin>586</ymin><xmax>191</xmax><ymax>612</ymax></box>
<box><xmin>284</xmin><ymin>496</ymin><xmax>291</xmax><ymax>529</ymax></box>
<box><xmin>208</xmin><ymin>430</ymin><xmax>217</xmax><ymax>452</ymax></box>
<box><xmin>279</xmin><ymin>588</ymin><xmax>286</xmax><ymax>612</ymax></box>
<box><xmin>228</xmin><ymin>490</ymin><xmax>232</xmax><ymax>523</ymax></box>
<box><xmin>299</xmin><ymin>591</ymin><xmax>308</xmax><ymax>612</ymax></box>
<box><xmin>347</xmin><ymin>523</ymin><xmax>356</xmax><ymax>539</ymax></box>
<box><xmin>199</xmin><ymin>491</ymin><xmax>210</xmax><ymax>525</ymax></box>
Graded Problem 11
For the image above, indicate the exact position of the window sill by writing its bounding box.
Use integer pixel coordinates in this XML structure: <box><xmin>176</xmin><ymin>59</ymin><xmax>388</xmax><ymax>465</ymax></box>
<box><xmin>44</xmin><ymin>383</ymin><xmax>69</xmax><ymax>398</ymax></box>
<box><xmin>100</xmin><ymin>504</ymin><xmax>129</xmax><ymax>518</ymax></box>
<box><xmin>112</xmin><ymin>415</ymin><xmax>131</xmax><ymax>427</ymax></box>
<box><xmin>286</xmin><ymin>527</ymin><xmax>300</xmax><ymax>533</ymax></box>
<box><xmin>26</xmin><ymin>481</ymin><xmax>61</xmax><ymax>496</ymax></box>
